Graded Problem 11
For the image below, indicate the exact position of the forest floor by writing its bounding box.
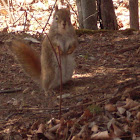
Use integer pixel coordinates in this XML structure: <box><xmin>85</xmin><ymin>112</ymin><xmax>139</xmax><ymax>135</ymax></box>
<box><xmin>0</xmin><ymin>30</ymin><xmax>140</xmax><ymax>139</ymax></box>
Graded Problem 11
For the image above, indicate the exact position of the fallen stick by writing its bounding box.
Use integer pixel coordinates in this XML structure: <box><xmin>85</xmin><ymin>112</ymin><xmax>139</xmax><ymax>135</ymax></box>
<box><xmin>0</xmin><ymin>88</ymin><xmax>22</xmax><ymax>94</ymax></box>
<box><xmin>114</xmin><ymin>45</ymin><xmax>140</xmax><ymax>54</ymax></box>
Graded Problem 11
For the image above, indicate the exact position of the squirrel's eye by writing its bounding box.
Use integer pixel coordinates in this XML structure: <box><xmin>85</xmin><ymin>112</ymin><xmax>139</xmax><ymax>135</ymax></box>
<box><xmin>55</xmin><ymin>15</ymin><xmax>58</xmax><ymax>21</ymax></box>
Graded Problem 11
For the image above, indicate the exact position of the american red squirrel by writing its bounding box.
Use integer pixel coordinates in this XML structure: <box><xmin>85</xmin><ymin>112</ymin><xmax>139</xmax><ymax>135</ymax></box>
<box><xmin>11</xmin><ymin>5</ymin><xmax>78</xmax><ymax>93</ymax></box>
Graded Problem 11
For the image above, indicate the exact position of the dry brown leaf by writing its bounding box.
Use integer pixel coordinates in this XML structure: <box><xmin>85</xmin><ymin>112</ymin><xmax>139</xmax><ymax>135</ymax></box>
<box><xmin>58</xmin><ymin>127</ymin><xmax>68</xmax><ymax>138</ymax></box>
<box><xmin>77</xmin><ymin>124</ymin><xmax>89</xmax><ymax>139</ymax></box>
<box><xmin>44</xmin><ymin>132</ymin><xmax>55</xmax><ymax>140</ymax></box>
<box><xmin>66</xmin><ymin>120</ymin><xmax>75</xmax><ymax>128</ymax></box>
<box><xmin>37</xmin><ymin>123</ymin><xmax>45</xmax><ymax>133</ymax></box>
<box><xmin>57</xmin><ymin>119</ymin><xmax>65</xmax><ymax>134</ymax></box>
<box><xmin>71</xmin><ymin>136</ymin><xmax>83</xmax><ymax>140</ymax></box>
<box><xmin>112</xmin><ymin>123</ymin><xmax>123</xmax><ymax>137</ymax></box>
<box><xmin>123</xmin><ymin>98</ymin><xmax>139</xmax><ymax>109</ymax></box>
<box><xmin>131</xmin><ymin>121</ymin><xmax>137</xmax><ymax>134</ymax></box>
<box><xmin>126</xmin><ymin>111</ymin><xmax>132</xmax><ymax>119</ymax></box>
<box><xmin>107</xmin><ymin>118</ymin><xmax>123</xmax><ymax>138</ymax></box>
<box><xmin>89</xmin><ymin>122</ymin><xmax>98</xmax><ymax>133</ymax></box>
<box><xmin>129</xmin><ymin>104</ymin><xmax>140</xmax><ymax>111</ymax></box>
<box><xmin>91</xmin><ymin>131</ymin><xmax>110</xmax><ymax>139</ymax></box>
<box><xmin>47</xmin><ymin>118</ymin><xmax>60</xmax><ymax>129</ymax></box>
<box><xmin>91</xmin><ymin>124</ymin><xmax>98</xmax><ymax>133</ymax></box>
<box><xmin>0</xmin><ymin>9</ymin><xmax>8</xmax><ymax>15</ymax></box>
<box><xmin>83</xmin><ymin>109</ymin><xmax>93</xmax><ymax>118</ymax></box>
<box><xmin>30</xmin><ymin>120</ymin><xmax>40</xmax><ymax>130</ymax></box>
<box><xmin>123</xmin><ymin>125</ymin><xmax>129</xmax><ymax>132</ymax></box>
<box><xmin>105</xmin><ymin>104</ymin><xmax>117</xmax><ymax>112</ymax></box>
<box><xmin>49</xmin><ymin>124</ymin><xmax>60</xmax><ymax>132</ymax></box>
<box><xmin>107</xmin><ymin>118</ymin><xmax>115</xmax><ymax>129</ymax></box>
<box><xmin>136</xmin><ymin>112</ymin><xmax>140</xmax><ymax>121</ymax></box>
<box><xmin>117</xmin><ymin>107</ymin><xmax>126</xmax><ymax>115</ymax></box>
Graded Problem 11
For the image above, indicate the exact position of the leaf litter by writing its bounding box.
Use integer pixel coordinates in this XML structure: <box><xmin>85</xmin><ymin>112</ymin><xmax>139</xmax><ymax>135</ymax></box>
<box><xmin>0</xmin><ymin>0</ymin><xmax>140</xmax><ymax>139</ymax></box>
<box><xmin>0</xmin><ymin>29</ymin><xmax>140</xmax><ymax>139</ymax></box>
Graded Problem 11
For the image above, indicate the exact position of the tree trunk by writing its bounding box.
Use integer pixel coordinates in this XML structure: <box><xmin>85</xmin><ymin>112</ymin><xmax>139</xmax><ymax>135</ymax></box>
<box><xmin>81</xmin><ymin>0</ymin><xmax>97</xmax><ymax>30</ymax></box>
<box><xmin>100</xmin><ymin>0</ymin><xmax>118</xmax><ymax>30</ymax></box>
<box><xmin>76</xmin><ymin>0</ymin><xmax>84</xmax><ymax>28</ymax></box>
<box><xmin>129</xmin><ymin>0</ymin><xmax>139</xmax><ymax>30</ymax></box>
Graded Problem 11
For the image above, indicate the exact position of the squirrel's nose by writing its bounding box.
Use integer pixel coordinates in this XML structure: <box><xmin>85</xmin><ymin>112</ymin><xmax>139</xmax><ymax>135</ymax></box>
<box><xmin>63</xmin><ymin>21</ymin><xmax>66</xmax><ymax>27</ymax></box>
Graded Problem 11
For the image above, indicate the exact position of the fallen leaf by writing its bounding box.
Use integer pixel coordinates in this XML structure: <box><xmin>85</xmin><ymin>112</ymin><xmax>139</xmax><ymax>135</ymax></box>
<box><xmin>123</xmin><ymin>125</ymin><xmax>129</xmax><ymax>132</ymax></box>
<box><xmin>82</xmin><ymin>109</ymin><xmax>93</xmax><ymax>119</ymax></box>
<box><xmin>123</xmin><ymin>98</ymin><xmax>139</xmax><ymax>109</ymax></box>
<box><xmin>117</xmin><ymin>107</ymin><xmax>126</xmax><ymax>115</ymax></box>
<box><xmin>91</xmin><ymin>124</ymin><xmax>98</xmax><ymax>133</ymax></box>
<box><xmin>37</xmin><ymin>123</ymin><xmax>45</xmax><ymax>133</ymax></box>
<box><xmin>107</xmin><ymin>118</ymin><xmax>115</xmax><ymax>130</ymax></box>
<box><xmin>105</xmin><ymin>104</ymin><xmax>117</xmax><ymax>112</ymax></box>
<box><xmin>112</xmin><ymin>123</ymin><xmax>123</xmax><ymax>137</ymax></box>
<box><xmin>91</xmin><ymin>131</ymin><xmax>110</xmax><ymax>139</ymax></box>
<box><xmin>49</xmin><ymin>124</ymin><xmax>60</xmax><ymax>132</ymax></box>
<box><xmin>136</xmin><ymin>112</ymin><xmax>140</xmax><ymax>121</ymax></box>
<box><xmin>44</xmin><ymin>132</ymin><xmax>55</xmax><ymax>140</ymax></box>
<box><xmin>47</xmin><ymin>118</ymin><xmax>60</xmax><ymax>129</ymax></box>
<box><xmin>71</xmin><ymin>136</ymin><xmax>83</xmax><ymax>140</ymax></box>
<box><xmin>126</xmin><ymin>111</ymin><xmax>132</xmax><ymax>119</ymax></box>
<box><xmin>77</xmin><ymin>124</ymin><xmax>89</xmax><ymax>139</ymax></box>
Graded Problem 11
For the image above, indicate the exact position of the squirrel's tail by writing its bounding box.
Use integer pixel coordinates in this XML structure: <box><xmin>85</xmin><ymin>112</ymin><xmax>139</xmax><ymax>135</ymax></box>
<box><xmin>11</xmin><ymin>40</ymin><xmax>41</xmax><ymax>82</ymax></box>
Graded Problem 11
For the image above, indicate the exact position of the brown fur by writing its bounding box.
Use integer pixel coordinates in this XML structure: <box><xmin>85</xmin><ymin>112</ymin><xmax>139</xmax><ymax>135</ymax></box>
<box><xmin>12</xmin><ymin>40</ymin><xmax>41</xmax><ymax>81</ymax></box>
<box><xmin>11</xmin><ymin>6</ymin><xmax>78</xmax><ymax>93</ymax></box>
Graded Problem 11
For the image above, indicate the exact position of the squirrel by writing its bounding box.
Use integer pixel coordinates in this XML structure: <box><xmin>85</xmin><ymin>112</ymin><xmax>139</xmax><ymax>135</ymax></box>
<box><xmin>11</xmin><ymin>5</ymin><xmax>78</xmax><ymax>93</ymax></box>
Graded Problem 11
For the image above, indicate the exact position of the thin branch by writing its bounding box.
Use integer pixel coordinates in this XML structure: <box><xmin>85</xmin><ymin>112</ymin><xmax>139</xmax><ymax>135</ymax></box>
<box><xmin>24</xmin><ymin>10</ymin><xmax>27</xmax><ymax>31</ymax></box>
<box><xmin>12</xmin><ymin>12</ymin><xmax>25</xmax><ymax>25</ymax></box>
<box><xmin>28</xmin><ymin>12</ymin><xmax>43</xmax><ymax>29</ymax></box>
<box><xmin>65</xmin><ymin>0</ymin><xmax>78</xmax><ymax>17</ymax></box>
<box><xmin>0</xmin><ymin>88</ymin><xmax>22</xmax><ymax>94</ymax></box>
<box><xmin>45</xmin><ymin>34</ymin><xmax>63</xmax><ymax>118</ymax></box>
<box><xmin>83</xmin><ymin>12</ymin><xmax>98</xmax><ymax>22</ymax></box>
<box><xmin>58</xmin><ymin>46</ymin><xmax>63</xmax><ymax>119</ymax></box>
<box><xmin>42</xmin><ymin>0</ymin><xmax>58</xmax><ymax>33</ymax></box>
<box><xmin>113</xmin><ymin>45</ymin><xmax>140</xmax><ymax>54</ymax></box>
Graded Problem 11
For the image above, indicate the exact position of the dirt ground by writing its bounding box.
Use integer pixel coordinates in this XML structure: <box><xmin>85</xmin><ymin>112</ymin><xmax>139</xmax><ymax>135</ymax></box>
<box><xmin>0</xmin><ymin>30</ymin><xmax>140</xmax><ymax>139</ymax></box>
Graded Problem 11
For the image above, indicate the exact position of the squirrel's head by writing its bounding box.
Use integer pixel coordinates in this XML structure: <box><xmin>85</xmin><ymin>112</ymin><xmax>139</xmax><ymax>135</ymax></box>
<box><xmin>53</xmin><ymin>5</ymin><xmax>72</xmax><ymax>32</ymax></box>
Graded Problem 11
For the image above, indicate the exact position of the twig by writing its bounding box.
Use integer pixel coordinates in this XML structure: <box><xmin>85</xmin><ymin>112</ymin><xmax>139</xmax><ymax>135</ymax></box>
<box><xmin>113</xmin><ymin>80</ymin><xmax>140</xmax><ymax>96</ymax></box>
<box><xmin>113</xmin><ymin>45</ymin><xmax>140</xmax><ymax>54</ymax></box>
<box><xmin>44</xmin><ymin>34</ymin><xmax>63</xmax><ymax>118</ymax></box>
<box><xmin>64</xmin><ymin>90</ymin><xmax>104</xmax><ymax>99</ymax></box>
<box><xmin>42</xmin><ymin>0</ymin><xmax>58</xmax><ymax>33</ymax></box>
<box><xmin>67</xmin><ymin>123</ymin><xmax>76</xmax><ymax>140</ymax></box>
<box><xmin>0</xmin><ymin>107</ymin><xmax>68</xmax><ymax>113</ymax></box>
<box><xmin>0</xmin><ymin>94</ymin><xmax>121</xmax><ymax>115</ymax></box>
<box><xmin>64</xmin><ymin>97</ymin><xmax>111</xmax><ymax>111</ymax></box>
<box><xmin>65</xmin><ymin>0</ymin><xmax>78</xmax><ymax>17</ymax></box>
<box><xmin>83</xmin><ymin>12</ymin><xmax>98</xmax><ymax>22</ymax></box>
<box><xmin>28</xmin><ymin>12</ymin><xmax>43</xmax><ymax>29</ymax></box>
<box><xmin>0</xmin><ymin>88</ymin><xmax>22</xmax><ymax>94</ymax></box>
<box><xmin>129</xmin><ymin>104</ymin><xmax>140</xmax><ymax>111</ymax></box>
<box><xmin>24</xmin><ymin>10</ymin><xmax>27</xmax><ymax>31</ymax></box>
<box><xmin>58</xmin><ymin>46</ymin><xmax>63</xmax><ymax>119</ymax></box>
<box><xmin>12</xmin><ymin>12</ymin><xmax>25</xmax><ymax>25</ymax></box>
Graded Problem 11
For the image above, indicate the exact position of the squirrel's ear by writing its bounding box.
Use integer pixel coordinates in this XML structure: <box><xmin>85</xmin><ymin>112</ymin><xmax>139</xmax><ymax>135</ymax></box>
<box><xmin>55</xmin><ymin>5</ymin><xmax>58</xmax><ymax>11</ymax></box>
<box><xmin>66</xmin><ymin>4</ymin><xmax>70</xmax><ymax>11</ymax></box>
